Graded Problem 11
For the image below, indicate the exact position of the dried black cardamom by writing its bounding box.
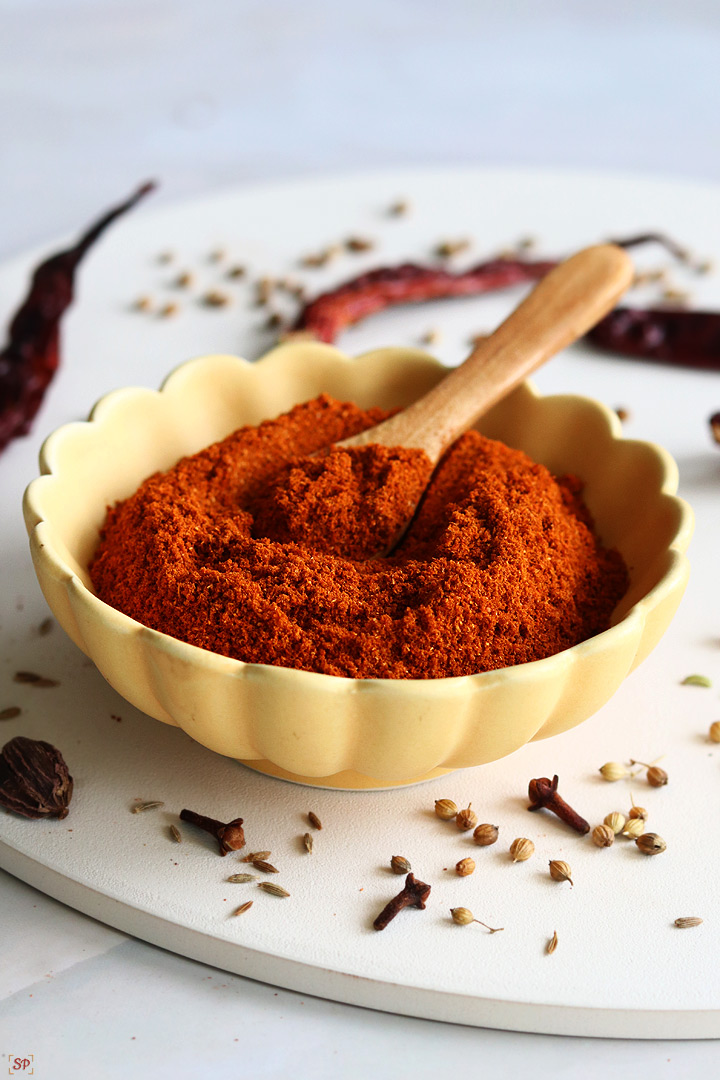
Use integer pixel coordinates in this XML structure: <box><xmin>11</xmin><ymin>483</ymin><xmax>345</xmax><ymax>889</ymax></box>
<box><xmin>0</xmin><ymin>736</ymin><xmax>73</xmax><ymax>819</ymax></box>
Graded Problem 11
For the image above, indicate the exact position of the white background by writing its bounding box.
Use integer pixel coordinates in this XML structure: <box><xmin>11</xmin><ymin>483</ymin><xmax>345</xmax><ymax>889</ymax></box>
<box><xmin>2</xmin><ymin>2</ymin><xmax>720</xmax><ymax>1077</ymax></box>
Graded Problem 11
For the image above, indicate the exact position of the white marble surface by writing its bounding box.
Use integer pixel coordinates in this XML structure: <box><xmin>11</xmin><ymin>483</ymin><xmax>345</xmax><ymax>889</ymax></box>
<box><xmin>3</xmin><ymin>2</ymin><xmax>720</xmax><ymax>1076</ymax></box>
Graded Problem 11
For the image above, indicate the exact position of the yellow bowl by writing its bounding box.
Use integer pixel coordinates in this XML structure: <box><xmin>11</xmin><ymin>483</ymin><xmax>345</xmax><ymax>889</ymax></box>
<box><xmin>23</xmin><ymin>344</ymin><xmax>693</xmax><ymax>789</ymax></box>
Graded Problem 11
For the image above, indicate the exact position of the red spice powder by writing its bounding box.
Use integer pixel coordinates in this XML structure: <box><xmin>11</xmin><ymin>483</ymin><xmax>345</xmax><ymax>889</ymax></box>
<box><xmin>90</xmin><ymin>394</ymin><xmax>628</xmax><ymax>679</ymax></box>
<box><xmin>250</xmin><ymin>444</ymin><xmax>433</xmax><ymax>560</ymax></box>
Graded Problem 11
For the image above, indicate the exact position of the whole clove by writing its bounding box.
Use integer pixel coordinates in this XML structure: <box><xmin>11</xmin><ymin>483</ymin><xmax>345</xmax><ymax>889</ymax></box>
<box><xmin>179</xmin><ymin>808</ymin><xmax>245</xmax><ymax>856</ymax></box>
<box><xmin>0</xmin><ymin>735</ymin><xmax>73</xmax><ymax>819</ymax></box>
<box><xmin>373</xmin><ymin>872</ymin><xmax>431</xmax><ymax>931</ymax></box>
<box><xmin>527</xmin><ymin>775</ymin><xmax>590</xmax><ymax>834</ymax></box>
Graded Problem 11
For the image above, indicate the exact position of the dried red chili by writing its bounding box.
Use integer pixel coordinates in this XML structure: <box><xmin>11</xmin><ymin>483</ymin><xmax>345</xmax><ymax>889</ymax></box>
<box><xmin>0</xmin><ymin>181</ymin><xmax>155</xmax><ymax>453</ymax></box>
<box><xmin>587</xmin><ymin>306</ymin><xmax>720</xmax><ymax>371</ymax></box>
<box><xmin>294</xmin><ymin>258</ymin><xmax>555</xmax><ymax>343</ymax></box>
<box><xmin>294</xmin><ymin>232</ymin><xmax>720</xmax><ymax>371</ymax></box>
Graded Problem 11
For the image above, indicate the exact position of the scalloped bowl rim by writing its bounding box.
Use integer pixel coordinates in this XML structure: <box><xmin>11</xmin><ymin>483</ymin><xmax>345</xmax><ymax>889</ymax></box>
<box><xmin>22</xmin><ymin>345</ymin><xmax>694</xmax><ymax>785</ymax></box>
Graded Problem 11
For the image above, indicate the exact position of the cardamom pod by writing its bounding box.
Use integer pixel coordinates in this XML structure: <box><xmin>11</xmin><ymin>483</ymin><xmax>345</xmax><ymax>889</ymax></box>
<box><xmin>0</xmin><ymin>736</ymin><xmax>73</xmax><ymax>819</ymax></box>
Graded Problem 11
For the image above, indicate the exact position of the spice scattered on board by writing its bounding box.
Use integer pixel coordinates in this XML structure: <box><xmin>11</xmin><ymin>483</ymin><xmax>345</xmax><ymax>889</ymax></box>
<box><xmin>450</xmin><ymin>908</ymin><xmax>503</xmax><ymax>932</ymax></box>
<box><xmin>13</xmin><ymin>671</ymin><xmax>59</xmax><ymax>688</ymax></box>
<box><xmin>546</xmin><ymin>931</ymin><xmax>559</xmax><ymax>955</ymax></box>
<box><xmin>527</xmin><ymin>775</ymin><xmax>590</xmax><ymax>834</ymax></box>
<box><xmin>681</xmin><ymin>674</ymin><xmax>712</xmax><ymax>688</ymax></box>
<box><xmin>603</xmin><ymin>812</ymin><xmax>625</xmax><ymax>835</ymax></box>
<box><xmin>548</xmin><ymin>860</ymin><xmax>573</xmax><ymax>886</ymax></box>
<box><xmin>473</xmin><ymin>823</ymin><xmax>499</xmax><ymax>846</ymax></box>
<box><xmin>258</xmin><ymin>883</ymin><xmax>290</xmax><ymax>898</ymax></box>
<box><xmin>710</xmin><ymin>413</ymin><xmax>720</xmax><ymax>445</ymax></box>
<box><xmin>455</xmin><ymin>805</ymin><xmax>477</xmax><ymax>831</ymax></box>
<box><xmin>179</xmin><ymin>808</ymin><xmax>245</xmax><ymax>856</ymax></box>
<box><xmin>232</xmin><ymin>901</ymin><xmax>254</xmax><ymax>916</ymax></box>
<box><xmin>252</xmin><ymin>859</ymin><xmax>279</xmax><ymax>874</ymax></box>
<box><xmin>509</xmin><ymin>838</ymin><xmax>534</xmax><ymax>863</ymax></box>
<box><xmin>599</xmin><ymin>762</ymin><xmax>628</xmax><ymax>782</ymax></box>
<box><xmin>307</xmin><ymin>811</ymin><xmax>322</xmax><ymax>830</ymax></box>
<box><xmin>434</xmin><ymin>799</ymin><xmax>457</xmax><ymax>821</ymax></box>
<box><xmin>241</xmin><ymin>850</ymin><xmax>271</xmax><ymax>863</ymax></box>
<box><xmin>636</xmin><ymin>833</ymin><xmax>667</xmax><ymax>856</ymax></box>
<box><xmin>390</xmin><ymin>855</ymin><xmax>412</xmax><ymax>875</ymax></box>
<box><xmin>373</xmin><ymin>873</ymin><xmax>431</xmax><ymax>931</ymax></box>
<box><xmin>0</xmin><ymin>736</ymin><xmax>73</xmax><ymax>819</ymax></box>
<box><xmin>0</xmin><ymin>707</ymin><xmax>21</xmax><ymax>721</ymax></box>
<box><xmin>675</xmin><ymin>917</ymin><xmax>702</xmax><ymax>929</ymax></box>
<box><xmin>131</xmin><ymin>800</ymin><xmax>164</xmax><ymax>813</ymax></box>
<box><xmin>629</xmin><ymin>761</ymin><xmax>668</xmax><ymax>787</ymax></box>
<box><xmin>456</xmin><ymin>858</ymin><xmax>475</xmax><ymax>877</ymax></box>
<box><xmin>591</xmin><ymin>824</ymin><xmax>614</xmax><ymax>848</ymax></box>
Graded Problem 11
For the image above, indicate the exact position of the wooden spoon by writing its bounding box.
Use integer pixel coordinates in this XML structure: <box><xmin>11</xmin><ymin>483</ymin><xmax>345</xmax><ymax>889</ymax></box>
<box><xmin>255</xmin><ymin>244</ymin><xmax>634</xmax><ymax>560</ymax></box>
<box><xmin>339</xmin><ymin>243</ymin><xmax>633</xmax><ymax>463</ymax></box>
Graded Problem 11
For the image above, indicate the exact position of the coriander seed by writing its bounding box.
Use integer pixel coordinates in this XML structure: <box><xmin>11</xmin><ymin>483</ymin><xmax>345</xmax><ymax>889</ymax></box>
<box><xmin>548</xmin><ymin>860</ymin><xmax>573</xmax><ymax>886</ymax></box>
<box><xmin>621</xmin><ymin>818</ymin><xmax>645</xmax><ymax>839</ymax></box>
<box><xmin>435</xmin><ymin>238</ymin><xmax>470</xmax><ymax>258</ymax></box>
<box><xmin>599</xmin><ymin>762</ymin><xmax>628</xmax><ymax>782</ymax></box>
<box><xmin>391</xmin><ymin>855</ymin><xmax>412</xmax><ymax>875</ymax></box>
<box><xmin>509</xmin><ymin>837</ymin><xmax>534</xmax><ymax>862</ymax></box>
<box><xmin>434</xmin><ymin>798</ymin><xmax>457</xmax><ymax>820</ymax></box>
<box><xmin>629</xmin><ymin>760</ymin><xmax>668</xmax><ymax>787</ymax></box>
<box><xmin>635</xmin><ymin>832</ymin><xmax>667</xmax><ymax>856</ymax></box>
<box><xmin>456</xmin><ymin>857</ymin><xmax>475</xmax><ymax>877</ymax></box>
<box><xmin>592</xmin><ymin>824</ymin><xmax>614</xmax><ymax>848</ymax></box>
<box><xmin>628</xmin><ymin>802</ymin><xmax>648</xmax><ymax>821</ymax></box>
<box><xmin>450</xmin><ymin>908</ymin><xmax>503</xmax><ymax>932</ymax></box>
<box><xmin>202</xmin><ymin>289</ymin><xmax>230</xmax><ymax>308</ymax></box>
<box><xmin>604</xmin><ymin>812</ymin><xmax>626</xmax><ymax>835</ymax></box>
<box><xmin>473</xmin><ymin>823</ymin><xmax>499</xmax><ymax>846</ymax></box>
<box><xmin>455</xmin><ymin>804</ymin><xmax>477</xmax><ymax>831</ymax></box>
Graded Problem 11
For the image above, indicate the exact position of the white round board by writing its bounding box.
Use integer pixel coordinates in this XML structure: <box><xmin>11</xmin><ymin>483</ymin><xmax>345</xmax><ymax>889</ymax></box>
<box><xmin>1</xmin><ymin>167</ymin><xmax>720</xmax><ymax>1038</ymax></box>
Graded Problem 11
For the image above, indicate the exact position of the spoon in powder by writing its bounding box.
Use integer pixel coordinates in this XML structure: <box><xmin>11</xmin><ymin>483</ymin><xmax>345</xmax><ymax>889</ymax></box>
<box><xmin>252</xmin><ymin>244</ymin><xmax>634</xmax><ymax>560</ymax></box>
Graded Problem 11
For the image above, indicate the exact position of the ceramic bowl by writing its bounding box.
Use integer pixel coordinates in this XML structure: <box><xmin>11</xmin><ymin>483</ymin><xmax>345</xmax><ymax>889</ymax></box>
<box><xmin>23</xmin><ymin>344</ymin><xmax>693</xmax><ymax>789</ymax></box>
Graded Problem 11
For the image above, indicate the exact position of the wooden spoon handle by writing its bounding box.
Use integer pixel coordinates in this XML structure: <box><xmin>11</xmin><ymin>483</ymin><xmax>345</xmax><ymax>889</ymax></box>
<box><xmin>341</xmin><ymin>244</ymin><xmax>634</xmax><ymax>463</ymax></box>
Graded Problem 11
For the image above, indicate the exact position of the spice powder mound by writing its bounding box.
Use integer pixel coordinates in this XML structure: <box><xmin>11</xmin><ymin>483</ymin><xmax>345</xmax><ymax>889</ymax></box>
<box><xmin>90</xmin><ymin>394</ymin><xmax>628</xmax><ymax>679</ymax></box>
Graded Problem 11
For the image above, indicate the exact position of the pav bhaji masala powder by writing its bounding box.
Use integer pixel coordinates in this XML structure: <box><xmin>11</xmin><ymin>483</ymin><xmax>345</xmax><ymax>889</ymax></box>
<box><xmin>90</xmin><ymin>394</ymin><xmax>627</xmax><ymax>679</ymax></box>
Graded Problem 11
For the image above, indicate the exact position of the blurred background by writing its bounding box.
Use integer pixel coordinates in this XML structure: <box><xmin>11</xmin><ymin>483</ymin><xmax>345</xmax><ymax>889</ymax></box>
<box><xmin>2</xmin><ymin>0</ymin><xmax>720</xmax><ymax>254</ymax></box>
